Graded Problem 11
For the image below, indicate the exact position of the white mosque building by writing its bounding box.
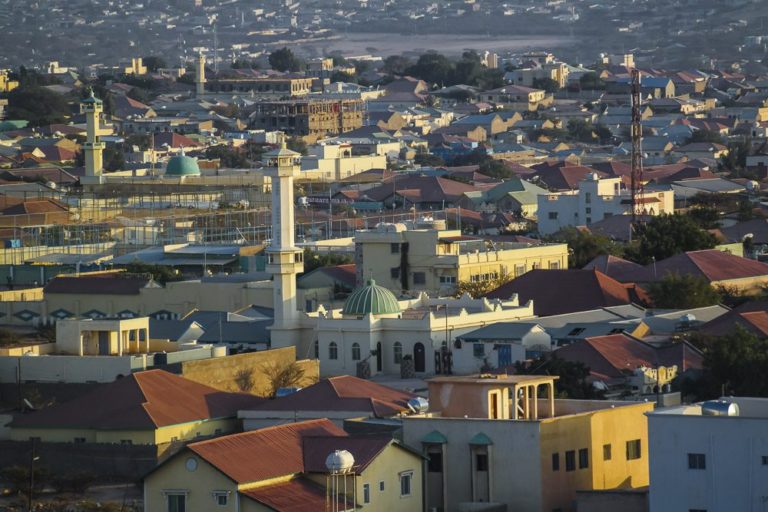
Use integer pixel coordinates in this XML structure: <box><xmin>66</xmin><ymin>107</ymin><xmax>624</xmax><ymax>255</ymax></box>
<box><xmin>263</xmin><ymin>143</ymin><xmax>537</xmax><ymax>378</ymax></box>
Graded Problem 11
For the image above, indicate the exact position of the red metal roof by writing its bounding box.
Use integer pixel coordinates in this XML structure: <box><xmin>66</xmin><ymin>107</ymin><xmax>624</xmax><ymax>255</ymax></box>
<box><xmin>12</xmin><ymin>369</ymin><xmax>265</xmax><ymax>430</ymax></box>
<box><xmin>651</xmin><ymin>250</ymin><xmax>768</xmax><ymax>283</ymax></box>
<box><xmin>188</xmin><ymin>419</ymin><xmax>347</xmax><ymax>484</ymax></box>
<box><xmin>485</xmin><ymin>269</ymin><xmax>649</xmax><ymax>316</ymax></box>
<box><xmin>248</xmin><ymin>376</ymin><xmax>415</xmax><ymax>418</ymax></box>
<box><xmin>240</xmin><ymin>478</ymin><xmax>331</xmax><ymax>511</ymax></box>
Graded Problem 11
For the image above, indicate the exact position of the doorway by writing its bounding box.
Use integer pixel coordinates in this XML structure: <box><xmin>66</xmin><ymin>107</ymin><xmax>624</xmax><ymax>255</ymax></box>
<box><xmin>414</xmin><ymin>342</ymin><xmax>425</xmax><ymax>372</ymax></box>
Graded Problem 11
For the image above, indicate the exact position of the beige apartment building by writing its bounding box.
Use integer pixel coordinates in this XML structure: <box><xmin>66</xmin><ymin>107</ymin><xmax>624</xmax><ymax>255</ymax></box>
<box><xmin>354</xmin><ymin>221</ymin><xmax>569</xmax><ymax>295</ymax></box>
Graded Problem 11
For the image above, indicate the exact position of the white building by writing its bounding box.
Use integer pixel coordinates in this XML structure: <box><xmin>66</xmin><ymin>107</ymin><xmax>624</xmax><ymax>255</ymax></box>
<box><xmin>300</xmin><ymin>142</ymin><xmax>387</xmax><ymax>181</ymax></box>
<box><xmin>310</xmin><ymin>286</ymin><xmax>535</xmax><ymax>377</ymax></box>
<box><xmin>537</xmin><ymin>174</ymin><xmax>674</xmax><ymax>235</ymax></box>
<box><xmin>648</xmin><ymin>397</ymin><xmax>768</xmax><ymax>512</ymax></box>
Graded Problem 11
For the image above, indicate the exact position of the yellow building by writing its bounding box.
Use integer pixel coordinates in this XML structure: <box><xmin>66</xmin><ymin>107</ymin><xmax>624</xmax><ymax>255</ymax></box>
<box><xmin>354</xmin><ymin>221</ymin><xmax>569</xmax><ymax>295</ymax></box>
<box><xmin>123</xmin><ymin>57</ymin><xmax>148</xmax><ymax>75</ymax></box>
<box><xmin>0</xmin><ymin>69</ymin><xmax>19</xmax><ymax>93</ymax></box>
<box><xmin>143</xmin><ymin>418</ymin><xmax>424</xmax><ymax>512</ymax></box>
<box><xmin>402</xmin><ymin>374</ymin><xmax>653</xmax><ymax>512</ymax></box>
<box><xmin>9</xmin><ymin>369</ymin><xmax>264</xmax><ymax>450</ymax></box>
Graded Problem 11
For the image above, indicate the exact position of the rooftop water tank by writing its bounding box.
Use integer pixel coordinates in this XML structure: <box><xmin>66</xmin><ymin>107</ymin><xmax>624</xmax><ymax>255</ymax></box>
<box><xmin>325</xmin><ymin>450</ymin><xmax>355</xmax><ymax>474</ymax></box>
<box><xmin>407</xmin><ymin>396</ymin><xmax>429</xmax><ymax>414</ymax></box>
<box><xmin>701</xmin><ymin>400</ymin><xmax>739</xmax><ymax>417</ymax></box>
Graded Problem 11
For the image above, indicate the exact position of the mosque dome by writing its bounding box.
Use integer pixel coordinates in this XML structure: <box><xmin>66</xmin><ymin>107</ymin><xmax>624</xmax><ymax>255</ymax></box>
<box><xmin>165</xmin><ymin>153</ymin><xmax>200</xmax><ymax>176</ymax></box>
<box><xmin>342</xmin><ymin>279</ymin><xmax>400</xmax><ymax>316</ymax></box>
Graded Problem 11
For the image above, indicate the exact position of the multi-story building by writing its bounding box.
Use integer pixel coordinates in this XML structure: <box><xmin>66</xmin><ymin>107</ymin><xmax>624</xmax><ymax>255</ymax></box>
<box><xmin>537</xmin><ymin>174</ymin><xmax>675</xmax><ymax>235</ymax></box>
<box><xmin>248</xmin><ymin>99</ymin><xmax>365</xmax><ymax>142</ymax></box>
<box><xmin>207</xmin><ymin>76</ymin><xmax>314</xmax><ymax>96</ymax></box>
<box><xmin>300</xmin><ymin>142</ymin><xmax>387</xmax><ymax>181</ymax></box>
<box><xmin>648</xmin><ymin>397</ymin><xmax>768</xmax><ymax>512</ymax></box>
<box><xmin>505</xmin><ymin>61</ymin><xmax>569</xmax><ymax>89</ymax></box>
<box><xmin>354</xmin><ymin>221</ymin><xmax>569</xmax><ymax>294</ymax></box>
<box><xmin>0</xmin><ymin>68</ymin><xmax>19</xmax><ymax>93</ymax></box>
<box><xmin>402</xmin><ymin>374</ymin><xmax>654</xmax><ymax>512</ymax></box>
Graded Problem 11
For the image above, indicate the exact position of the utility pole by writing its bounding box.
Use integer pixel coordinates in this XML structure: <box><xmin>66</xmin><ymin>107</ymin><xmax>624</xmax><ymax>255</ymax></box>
<box><xmin>630</xmin><ymin>68</ymin><xmax>644</xmax><ymax>224</ymax></box>
<box><xmin>28</xmin><ymin>437</ymin><xmax>39</xmax><ymax>512</ymax></box>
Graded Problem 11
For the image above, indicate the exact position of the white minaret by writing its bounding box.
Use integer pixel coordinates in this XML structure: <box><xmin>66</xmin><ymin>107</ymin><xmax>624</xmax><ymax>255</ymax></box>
<box><xmin>195</xmin><ymin>51</ymin><xmax>206</xmax><ymax>97</ymax></box>
<box><xmin>81</xmin><ymin>89</ymin><xmax>105</xmax><ymax>185</ymax></box>
<box><xmin>264</xmin><ymin>138</ymin><xmax>304</xmax><ymax>347</ymax></box>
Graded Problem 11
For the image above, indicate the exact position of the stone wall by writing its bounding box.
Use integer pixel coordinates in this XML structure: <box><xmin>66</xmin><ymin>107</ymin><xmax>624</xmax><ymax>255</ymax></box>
<box><xmin>176</xmin><ymin>346</ymin><xmax>319</xmax><ymax>396</ymax></box>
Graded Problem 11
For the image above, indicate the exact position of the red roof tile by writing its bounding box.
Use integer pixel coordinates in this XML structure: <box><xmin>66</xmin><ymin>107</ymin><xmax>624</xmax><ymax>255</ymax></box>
<box><xmin>11</xmin><ymin>369</ymin><xmax>264</xmax><ymax>430</ymax></box>
<box><xmin>699</xmin><ymin>302</ymin><xmax>768</xmax><ymax>338</ymax></box>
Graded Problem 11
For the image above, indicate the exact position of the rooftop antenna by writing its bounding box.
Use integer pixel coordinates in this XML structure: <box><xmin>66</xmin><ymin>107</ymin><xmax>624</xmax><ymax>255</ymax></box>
<box><xmin>213</xmin><ymin>22</ymin><xmax>219</xmax><ymax>75</ymax></box>
<box><xmin>630</xmin><ymin>68</ymin><xmax>644</xmax><ymax>224</ymax></box>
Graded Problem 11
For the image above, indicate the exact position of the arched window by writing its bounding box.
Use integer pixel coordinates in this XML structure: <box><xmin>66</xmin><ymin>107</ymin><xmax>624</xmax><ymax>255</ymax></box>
<box><xmin>352</xmin><ymin>342</ymin><xmax>361</xmax><ymax>361</ymax></box>
<box><xmin>394</xmin><ymin>342</ymin><xmax>403</xmax><ymax>364</ymax></box>
<box><xmin>313</xmin><ymin>340</ymin><xmax>319</xmax><ymax>359</ymax></box>
<box><xmin>329</xmin><ymin>342</ymin><xmax>338</xmax><ymax>360</ymax></box>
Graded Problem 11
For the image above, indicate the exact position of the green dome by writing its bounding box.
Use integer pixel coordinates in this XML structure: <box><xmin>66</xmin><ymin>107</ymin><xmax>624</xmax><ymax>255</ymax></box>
<box><xmin>342</xmin><ymin>279</ymin><xmax>400</xmax><ymax>316</ymax></box>
<box><xmin>165</xmin><ymin>154</ymin><xmax>200</xmax><ymax>176</ymax></box>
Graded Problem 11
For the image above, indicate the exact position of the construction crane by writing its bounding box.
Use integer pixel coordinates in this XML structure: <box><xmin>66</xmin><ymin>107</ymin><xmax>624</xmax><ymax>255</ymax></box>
<box><xmin>630</xmin><ymin>68</ymin><xmax>644</xmax><ymax>223</ymax></box>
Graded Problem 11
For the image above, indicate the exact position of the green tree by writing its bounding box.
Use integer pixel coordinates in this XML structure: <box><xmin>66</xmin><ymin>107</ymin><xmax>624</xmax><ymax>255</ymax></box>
<box><xmin>414</xmin><ymin>151</ymin><xmax>445</xmax><ymax>167</ymax></box>
<box><xmin>287</xmin><ymin>136</ymin><xmax>308</xmax><ymax>155</ymax></box>
<box><xmin>579</xmin><ymin>72</ymin><xmax>605</xmax><ymax>90</ymax></box>
<box><xmin>205</xmin><ymin>145</ymin><xmax>249</xmax><ymax>168</ymax></box>
<box><xmin>142</xmin><ymin>56</ymin><xmax>167</xmax><ymax>73</ymax></box>
<box><xmin>407</xmin><ymin>52</ymin><xmax>454</xmax><ymax>86</ymax></box>
<box><xmin>455</xmin><ymin>273</ymin><xmax>513</xmax><ymax>298</ymax></box>
<box><xmin>720</xmin><ymin>138</ymin><xmax>752</xmax><ymax>176</ymax></box>
<box><xmin>127</xmin><ymin>86</ymin><xmax>151</xmax><ymax>104</ymax></box>
<box><xmin>7</xmin><ymin>86</ymin><xmax>71</xmax><ymax>126</ymax></box>
<box><xmin>628</xmin><ymin>213</ymin><xmax>718</xmax><ymax>264</ymax></box>
<box><xmin>302</xmin><ymin>249</ymin><xmax>354</xmax><ymax>274</ymax></box>
<box><xmin>330</xmin><ymin>70</ymin><xmax>357</xmax><ymax>83</ymax></box>
<box><xmin>566</xmin><ymin>118</ymin><xmax>596</xmax><ymax>143</ymax></box>
<box><xmin>700</xmin><ymin>326</ymin><xmax>768</xmax><ymax>397</ymax></box>
<box><xmin>532</xmin><ymin>77</ymin><xmax>560</xmax><ymax>93</ymax></box>
<box><xmin>123</xmin><ymin>263</ymin><xmax>182</xmax><ymax>283</ymax></box>
<box><xmin>684</xmin><ymin>129</ymin><xmax>724</xmax><ymax>145</ymax></box>
<box><xmin>549</xmin><ymin>227</ymin><xmax>624</xmax><ymax>268</ymax></box>
<box><xmin>382</xmin><ymin>55</ymin><xmax>413</xmax><ymax>76</ymax></box>
<box><xmin>686</xmin><ymin>206</ymin><xmax>720</xmax><ymax>229</ymax></box>
<box><xmin>647</xmin><ymin>273</ymin><xmax>721</xmax><ymax>309</ymax></box>
<box><xmin>103</xmin><ymin>144</ymin><xmax>125</xmax><ymax>172</ymax></box>
<box><xmin>268</xmin><ymin>47</ymin><xmax>303</xmax><ymax>72</ymax></box>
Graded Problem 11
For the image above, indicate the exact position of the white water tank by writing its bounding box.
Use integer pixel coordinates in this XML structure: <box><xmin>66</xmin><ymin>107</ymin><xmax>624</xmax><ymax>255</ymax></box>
<box><xmin>325</xmin><ymin>450</ymin><xmax>355</xmax><ymax>474</ymax></box>
<box><xmin>701</xmin><ymin>400</ymin><xmax>739</xmax><ymax>416</ymax></box>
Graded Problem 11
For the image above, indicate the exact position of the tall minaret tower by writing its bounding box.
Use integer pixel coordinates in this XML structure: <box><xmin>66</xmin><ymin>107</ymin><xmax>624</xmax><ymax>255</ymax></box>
<box><xmin>195</xmin><ymin>51</ymin><xmax>206</xmax><ymax>97</ymax></box>
<box><xmin>81</xmin><ymin>90</ymin><xmax>105</xmax><ymax>185</ymax></box>
<box><xmin>263</xmin><ymin>138</ymin><xmax>304</xmax><ymax>348</ymax></box>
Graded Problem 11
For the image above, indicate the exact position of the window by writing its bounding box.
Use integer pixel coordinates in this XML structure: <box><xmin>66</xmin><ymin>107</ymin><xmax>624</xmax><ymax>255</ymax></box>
<box><xmin>413</xmin><ymin>272</ymin><xmax>426</xmax><ymax>285</ymax></box>
<box><xmin>585</xmin><ymin>207</ymin><xmax>592</xmax><ymax>214</ymax></box>
<box><xmin>74</xmin><ymin>437</ymin><xmax>86</xmax><ymax>444</ymax></box>
<box><xmin>427</xmin><ymin>451</ymin><xmax>443</xmax><ymax>473</ymax></box>
<box><xmin>585</xmin><ymin>192</ymin><xmax>592</xmax><ymax>204</ymax></box>
<box><xmin>313</xmin><ymin>340</ymin><xmax>319</xmax><ymax>359</ymax></box>
<box><xmin>213</xmin><ymin>492</ymin><xmax>228</xmax><ymax>506</ymax></box>
<box><xmin>351</xmin><ymin>343</ymin><xmax>361</xmax><ymax>361</ymax></box>
<box><xmin>548</xmin><ymin>261</ymin><xmax>560</xmax><ymax>269</ymax></box>
<box><xmin>515</xmin><ymin>264</ymin><xmax>526</xmax><ymax>277</ymax></box>
<box><xmin>548</xmin><ymin>212</ymin><xmax>558</xmax><ymax>220</ymax></box>
<box><xmin>120</xmin><ymin>440</ymin><xmax>132</xmax><ymax>446</ymax></box>
<box><xmin>363</xmin><ymin>483</ymin><xmax>371</xmax><ymax>504</ymax></box>
<box><xmin>390</xmin><ymin>267</ymin><xmax>400</xmax><ymax>279</ymax></box>
<box><xmin>167</xmin><ymin>494</ymin><xmax>186</xmax><ymax>512</ymax></box>
<box><xmin>328</xmin><ymin>342</ymin><xmax>338</xmax><ymax>360</ymax></box>
<box><xmin>399</xmin><ymin>472</ymin><xmax>413</xmax><ymax>497</ymax></box>
<box><xmin>688</xmin><ymin>453</ymin><xmax>706</xmax><ymax>470</ymax></box>
<box><xmin>476</xmin><ymin>453</ymin><xmax>489</xmax><ymax>471</ymax></box>
<box><xmin>579</xmin><ymin>448</ymin><xmax>589</xmax><ymax>469</ymax></box>
<box><xmin>473</xmin><ymin>343</ymin><xmax>485</xmax><ymax>358</ymax></box>
<box><xmin>552</xmin><ymin>453</ymin><xmax>560</xmax><ymax>471</ymax></box>
<box><xmin>379</xmin><ymin>481</ymin><xmax>385</xmax><ymax>491</ymax></box>
<box><xmin>762</xmin><ymin>456</ymin><xmax>768</xmax><ymax>466</ymax></box>
<box><xmin>394</xmin><ymin>342</ymin><xmax>403</xmax><ymax>364</ymax></box>
<box><xmin>626</xmin><ymin>440</ymin><xmax>641</xmax><ymax>460</ymax></box>
<box><xmin>603</xmin><ymin>444</ymin><xmax>612</xmax><ymax>461</ymax></box>
<box><xmin>391</xmin><ymin>243</ymin><xmax>400</xmax><ymax>254</ymax></box>
<box><xmin>439</xmin><ymin>275</ymin><xmax>456</xmax><ymax>284</ymax></box>
<box><xmin>586</xmin><ymin>217</ymin><xmax>592</xmax><ymax>224</ymax></box>
<box><xmin>565</xmin><ymin>450</ymin><xmax>576</xmax><ymax>472</ymax></box>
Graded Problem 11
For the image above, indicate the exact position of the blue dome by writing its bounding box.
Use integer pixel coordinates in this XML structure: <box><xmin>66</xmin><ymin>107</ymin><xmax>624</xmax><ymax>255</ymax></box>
<box><xmin>165</xmin><ymin>154</ymin><xmax>200</xmax><ymax>176</ymax></box>
<box><xmin>342</xmin><ymin>279</ymin><xmax>400</xmax><ymax>316</ymax></box>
